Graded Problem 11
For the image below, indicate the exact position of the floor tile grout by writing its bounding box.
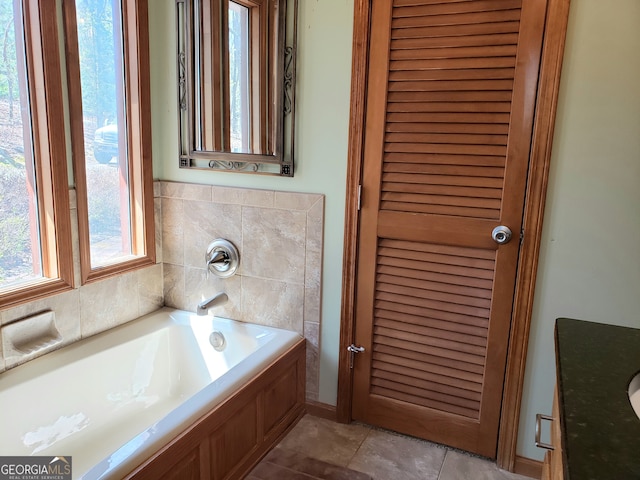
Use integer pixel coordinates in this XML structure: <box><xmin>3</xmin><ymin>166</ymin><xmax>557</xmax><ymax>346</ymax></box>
<box><xmin>345</xmin><ymin>424</ymin><xmax>372</xmax><ymax>471</ymax></box>
<box><xmin>436</xmin><ymin>449</ymin><xmax>449</xmax><ymax>480</ymax></box>
<box><xmin>261</xmin><ymin>459</ymin><xmax>319</xmax><ymax>480</ymax></box>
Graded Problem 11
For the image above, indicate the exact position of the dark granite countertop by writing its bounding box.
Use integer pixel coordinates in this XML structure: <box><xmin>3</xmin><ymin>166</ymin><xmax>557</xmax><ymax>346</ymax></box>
<box><xmin>555</xmin><ymin>318</ymin><xmax>640</xmax><ymax>480</ymax></box>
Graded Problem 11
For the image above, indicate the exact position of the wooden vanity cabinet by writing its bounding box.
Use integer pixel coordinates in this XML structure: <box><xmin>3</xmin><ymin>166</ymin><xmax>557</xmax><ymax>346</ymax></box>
<box><xmin>541</xmin><ymin>387</ymin><xmax>564</xmax><ymax>480</ymax></box>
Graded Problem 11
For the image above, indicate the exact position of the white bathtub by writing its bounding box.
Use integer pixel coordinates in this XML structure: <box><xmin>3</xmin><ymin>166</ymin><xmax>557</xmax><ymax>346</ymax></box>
<box><xmin>0</xmin><ymin>308</ymin><xmax>301</xmax><ymax>479</ymax></box>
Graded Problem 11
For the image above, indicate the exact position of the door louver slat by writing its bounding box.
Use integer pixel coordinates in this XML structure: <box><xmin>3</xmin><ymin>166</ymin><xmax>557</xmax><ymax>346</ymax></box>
<box><xmin>394</xmin><ymin>22</ymin><xmax>520</xmax><ymax>40</ymax></box>
<box><xmin>389</xmin><ymin>79</ymin><xmax>514</xmax><ymax>92</ymax></box>
<box><xmin>392</xmin><ymin>33</ymin><xmax>519</xmax><ymax>50</ymax></box>
<box><xmin>376</xmin><ymin>294</ymin><xmax>490</xmax><ymax>329</ymax></box>
<box><xmin>375</xmin><ymin>316</ymin><xmax>488</xmax><ymax>347</ymax></box>
<box><xmin>372</xmin><ymin>374</ymin><xmax>481</xmax><ymax>414</ymax></box>
<box><xmin>379</xmin><ymin>239</ymin><xmax>496</xmax><ymax>264</ymax></box>
<box><xmin>390</xmin><ymin>45</ymin><xmax>517</xmax><ymax>61</ymax></box>
<box><xmin>393</xmin><ymin>0</ymin><xmax>522</xmax><ymax>17</ymax></box>
<box><xmin>375</xmin><ymin>300</ymin><xmax>489</xmax><ymax>333</ymax></box>
<box><xmin>374</xmin><ymin>342</ymin><xmax>486</xmax><ymax>375</ymax></box>
<box><xmin>373</xmin><ymin>351</ymin><xmax>484</xmax><ymax>388</ymax></box>
<box><xmin>382</xmin><ymin>182</ymin><xmax>502</xmax><ymax>201</ymax></box>
<box><xmin>375</xmin><ymin>324</ymin><xmax>487</xmax><ymax>356</ymax></box>
<box><xmin>377</xmin><ymin>274</ymin><xmax>492</xmax><ymax>309</ymax></box>
<box><xmin>371</xmin><ymin>384</ymin><xmax>479</xmax><ymax>419</ymax></box>
<box><xmin>373</xmin><ymin>368</ymin><xmax>481</xmax><ymax>407</ymax></box>
<box><xmin>392</xmin><ymin>9</ymin><xmax>521</xmax><ymax>29</ymax></box>
<box><xmin>377</xmin><ymin>264</ymin><xmax>493</xmax><ymax>295</ymax></box>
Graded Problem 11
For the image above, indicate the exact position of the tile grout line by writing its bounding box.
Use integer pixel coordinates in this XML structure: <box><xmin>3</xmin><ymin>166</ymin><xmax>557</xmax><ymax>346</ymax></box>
<box><xmin>260</xmin><ymin>459</ymin><xmax>321</xmax><ymax>480</ymax></box>
<box><xmin>436</xmin><ymin>448</ymin><xmax>450</xmax><ymax>480</ymax></box>
<box><xmin>345</xmin><ymin>426</ymin><xmax>373</xmax><ymax>474</ymax></box>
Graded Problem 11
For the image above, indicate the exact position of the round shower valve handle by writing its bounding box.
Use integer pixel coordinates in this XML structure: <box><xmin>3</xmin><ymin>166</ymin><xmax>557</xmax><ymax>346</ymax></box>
<box><xmin>491</xmin><ymin>226</ymin><xmax>513</xmax><ymax>245</ymax></box>
<box><xmin>205</xmin><ymin>239</ymin><xmax>240</xmax><ymax>278</ymax></box>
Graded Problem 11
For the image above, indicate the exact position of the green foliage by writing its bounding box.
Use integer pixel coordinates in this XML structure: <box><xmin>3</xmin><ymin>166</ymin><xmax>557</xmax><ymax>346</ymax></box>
<box><xmin>76</xmin><ymin>0</ymin><xmax>117</xmax><ymax>126</ymax></box>
<box><xmin>85</xmin><ymin>165</ymin><xmax>123</xmax><ymax>242</ymax></box>
<box><xmin>0</xmin><ymin>163</ymin><xmax>34</xmax><ymax>282</ymax></box>
<box><xmin>0</xmin><ymin>2</ymin><xmax>19</xmax><ymax>111</ymax></box>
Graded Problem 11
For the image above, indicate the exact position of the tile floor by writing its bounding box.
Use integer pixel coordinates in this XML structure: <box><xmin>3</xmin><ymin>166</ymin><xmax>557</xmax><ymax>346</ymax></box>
<box><xmin>248</xmin><ymin>415</ymin><xmax>533</xmax><ymax>480</ymax></box>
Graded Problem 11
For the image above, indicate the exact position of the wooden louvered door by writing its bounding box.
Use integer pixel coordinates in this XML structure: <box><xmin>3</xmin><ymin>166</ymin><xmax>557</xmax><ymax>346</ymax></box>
<box><xmin>351</xmin><ymin>0</ymin><xmax>547</xmax><ymax>458</ymax></box>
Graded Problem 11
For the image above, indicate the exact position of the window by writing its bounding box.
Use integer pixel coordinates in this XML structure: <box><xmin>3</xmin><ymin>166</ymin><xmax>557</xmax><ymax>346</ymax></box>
<box><xmin>64</xmin><ymin>0</ymin><xmax>155</xmax><ymax>283</ymax></box>
<box><xmin>0</xmin><ymin>0</ymin><xmax>154</xmax><ymax>307</ymax></box>
<box><xmin>0</xmin><ymin>0</ymin><xmax>73</xmax><ymax>307</ymax></box>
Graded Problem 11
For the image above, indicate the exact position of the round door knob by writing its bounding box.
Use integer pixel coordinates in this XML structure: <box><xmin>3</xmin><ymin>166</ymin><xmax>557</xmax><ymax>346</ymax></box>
<box><xmin>492</xmin><ymin>226</ymin><xmax>513</xmax><ymax>245</ymax></box>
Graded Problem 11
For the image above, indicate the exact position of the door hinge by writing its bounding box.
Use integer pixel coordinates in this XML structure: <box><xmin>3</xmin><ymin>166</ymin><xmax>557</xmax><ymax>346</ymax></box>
<box><xmin>520</xmin><ymin>228</ymin><xmax>525</xmax><ymax>244</ymax></box>
<box><xmin>357</xmin><ymin>185</ymin><xmax>362</xmax><ymax>211</ymax></box>
<box><xmin>347</xmin><ymin>344</ymin><xmax>365</xmax><ymax>369</ymax></box>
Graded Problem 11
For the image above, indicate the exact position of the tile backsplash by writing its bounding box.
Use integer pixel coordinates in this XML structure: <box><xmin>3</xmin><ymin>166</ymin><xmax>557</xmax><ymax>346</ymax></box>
<box><xmin>0</xmin><ymin>181</ymin><xmax>324</xmax><ymax>403</ymax></box>
<box><xmin>159</xmin><ymin>181</ymin><xmax>324</xmax><ymax>402</ymax></box>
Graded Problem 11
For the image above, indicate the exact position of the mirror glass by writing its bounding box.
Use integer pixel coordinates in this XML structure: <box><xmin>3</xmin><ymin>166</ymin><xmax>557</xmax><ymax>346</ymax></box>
<box><xmin>177</xmin><ymin>0</ymin><xmax>297</xmax><ymax>176</ymax></box>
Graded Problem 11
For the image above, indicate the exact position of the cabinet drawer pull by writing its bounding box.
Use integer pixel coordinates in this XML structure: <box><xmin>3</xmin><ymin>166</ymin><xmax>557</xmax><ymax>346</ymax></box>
<box><xmin>535</xmin><ymin>413</ymin><xmax>555</xmax><ymax>450</ymax></box>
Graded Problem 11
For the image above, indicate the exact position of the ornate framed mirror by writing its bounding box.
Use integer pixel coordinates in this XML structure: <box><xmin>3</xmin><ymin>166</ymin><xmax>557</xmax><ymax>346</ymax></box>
<box><xmin>177</xmin><ymin>0</ymin><xmax>297</xmax><ymax>176</ymax></box>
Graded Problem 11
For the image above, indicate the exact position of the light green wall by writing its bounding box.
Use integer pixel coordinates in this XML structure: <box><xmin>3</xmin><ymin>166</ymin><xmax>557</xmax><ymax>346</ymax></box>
<box><xmin>517</xmin><ymin>0</ymin><xmax>640</xmax><ymax>460</ymax></box>
<box><xmin>148</xmin><ymin>0</ymin><xmax>354</xmax><ymax>404</ymax></box>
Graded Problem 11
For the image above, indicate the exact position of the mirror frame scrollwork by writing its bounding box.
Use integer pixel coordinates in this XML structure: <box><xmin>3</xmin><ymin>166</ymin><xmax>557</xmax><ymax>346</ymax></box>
<box><xmin>176</xmin><ymin>0</ymin><xmax>297</xmax><ymax>176</ymax></box>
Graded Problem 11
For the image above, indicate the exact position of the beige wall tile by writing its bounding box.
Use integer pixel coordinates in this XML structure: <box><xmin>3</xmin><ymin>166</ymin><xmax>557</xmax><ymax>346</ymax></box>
<box><xmin>242</xmin><ymin>207</ymin><xmax>306</xmax><ymax>284</ymax></box>
<box><xmin>211</xmin><ymin>186</ymin><xmax>245</xmax><ymax>204</ymax></box>
<box><xmin>183</xmin><ymin>200</ymin><xmax>242</xmax><ymax>268</ymax></box>
<box><xmin>163</xmin><ymin>263</ymin><xmax>185</xmax><ymax>309</ymax></box>
<box><xmin>138</xmin><ymin>264</ymin><xmax>164</xmax><ymax>316</ymax></box>
<box><xmin>161</xmin><ymin>181</ymin><xmax>212</xmax><ymax>200</ymax></box>
<box><xmin>304</xmin><ymin>286</ymin><xmax>321</xmax><ymax>328</ymax></box>
<box><xmin>306</xmin><ymin>197</ymin><xmax>324</xmax><ymax>252</ymax></box>
<box><xmin>79</xmin><ymin>272</ymin><xmax>140</xmax><ymax>338</ymax></box>
<box><xmin>304</xmin><ymin>321</ymin><xmax>320</xmax><ymax>352</ymax></box>
<box><xmin>305</xmin><ymin>249</ymin><xmax>322</xmax><ymax>291</ymax></box>
<box><xmin>306</xmin><ymin>348</ymin><xmax>319</xmax><ymax>402</ymax></box>
<box><xmin>305</xmin><ymin>198</ymin><xmax>323</xmax><ymax>292</ymax></box>
<box><xmin>242</xmin><ymin>189</ymin><xmax>274</xmax><ymax>207</ymax></box>
<box><xmin>154</xmin><ymin>197</ymin><xmax>163</xmax><ymax>264</ymax></box>
<box><xmin>304</xmin><ymin>322</ymin><xmax>320</xmax><ymax>401</ymax></box>
<box><xmin>241</xmin><ymin>276</ymin><xmax>304</xmax><ymax>334</ymax></box>
<box><xmin>161</xmin><ymin>197</ymin><xmax>184</xmax><ymax>265</ymax></box>
<box><xmin>184</xmin><ymin>267</ymin><xmax>242</xmax><ymax>319</ymax></box>
<box><xmin>274</xmin><ymin>192</ymin><xmax>323</xmax><ymax>211</ymax></box>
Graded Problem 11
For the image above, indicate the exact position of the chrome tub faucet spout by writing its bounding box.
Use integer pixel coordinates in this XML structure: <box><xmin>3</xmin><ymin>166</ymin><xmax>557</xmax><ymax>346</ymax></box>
<box><xmin>196</xmin><ymin>292</ymin><xmax>228</xmax><ymax>316</ymax></box>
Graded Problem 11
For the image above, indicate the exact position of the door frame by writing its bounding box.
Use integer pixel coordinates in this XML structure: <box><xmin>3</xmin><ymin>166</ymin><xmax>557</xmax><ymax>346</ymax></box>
<box><xmin>337</xmin><ymin>0</ymin><xmax>571</xmax><ymax>471</ymax></box>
